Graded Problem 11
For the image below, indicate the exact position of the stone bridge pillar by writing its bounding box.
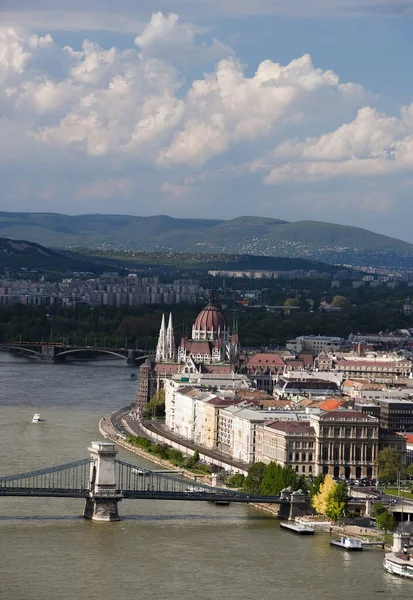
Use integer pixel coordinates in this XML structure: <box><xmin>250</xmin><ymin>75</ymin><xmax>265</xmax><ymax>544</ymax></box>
<box><xmin>41</xmin><ymin>345</ymin><xmax>57</xmax><ymax>362</ymax></box>
<box><xmin>127</xmin><ymin>349</ymin><xmax>135</xmax><ymax>366</ymax></box>
<box><xmin>83</xmin><ymin>441</ymin><xmax>122</xmax><ymax>522</ymax></box>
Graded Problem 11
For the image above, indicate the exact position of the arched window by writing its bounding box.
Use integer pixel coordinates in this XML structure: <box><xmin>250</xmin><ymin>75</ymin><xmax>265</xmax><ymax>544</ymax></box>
<box><xmin>322</xmin><ymin>446</ymin><xmax>328</xmax><ymax>460</ymax></box>
<box><xmin>355</xmin><ymin>446</ymin><xmax>361</xmax><ymax>462</ymax></box>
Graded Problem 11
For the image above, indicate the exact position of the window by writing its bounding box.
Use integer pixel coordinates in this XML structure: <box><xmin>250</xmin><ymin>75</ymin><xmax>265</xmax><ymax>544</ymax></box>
<box><xmin>295</xmin><ymin>453</ymin><xmax>299</xmax><ymax>461</ymax></box>
<box><xmin>345</xmin><ymin>427</ymin><xmax>351</xmax><ymax>438</ymax></box>
<box><xmin>333</xmin><ymin>447</ymin><xmax>339</xmax><ymax>460</ymax></box>
<box><xmin>322</xmin><ymin>446</ymin><xmax>328</xmax><ymax>460</ymax></box>
<box><xmin>295</xmin><ymin>466</ymin><xmax>299</xmax><ymax>472</ymax></box>
<box><xmin>309</xmin><ymin>453</ymin><xmax>313</xmax><ymax>462</ymax></box>
<box><xmin>334</xmin><ymin>427</ymin><xmax>340</xmax><ymax>437</ymax></box>
<box><xmin>309</xmin><ymin>442</ymin><xmax>314</xmax><ymax>448</ymax></box>
<box><xmin>309</xmin><ymin>466</ymin><xmax>313</xmax><ymax>473</ymax></box>
<box><xmin>289</xmin><ymin>453</ymin><xmax>293</xmax><ymax>461</ymax></box>
<box><xmin>302</xmin><ymin>466</ymin><xmax>306</xmax><ymax>472</ymax></box>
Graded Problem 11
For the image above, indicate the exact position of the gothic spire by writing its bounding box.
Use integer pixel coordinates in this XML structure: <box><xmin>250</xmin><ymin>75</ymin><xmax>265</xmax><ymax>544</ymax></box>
<box><xmin>166</xmin><ymin>312</ymin><xmax>175</xmax><ymax>361</ymax></box>
<box><xmin>155</xmin><ymin>313</ymin><xmax>166</xmax><ymax>362</ymax></box>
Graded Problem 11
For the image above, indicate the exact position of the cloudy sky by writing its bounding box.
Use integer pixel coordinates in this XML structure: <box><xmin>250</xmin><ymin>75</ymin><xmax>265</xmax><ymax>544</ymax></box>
<box><xmin>1</xmin><ymin>1</ymin><xmax>413</xmax><ymax>240</ymax></box>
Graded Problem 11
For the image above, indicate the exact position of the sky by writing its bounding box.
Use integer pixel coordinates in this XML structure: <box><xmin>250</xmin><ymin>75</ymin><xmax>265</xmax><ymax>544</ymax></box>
<box><xmin>1</xmin><ymin>1</ymin><xmax>413</xmax><ymax>241</ymax></box>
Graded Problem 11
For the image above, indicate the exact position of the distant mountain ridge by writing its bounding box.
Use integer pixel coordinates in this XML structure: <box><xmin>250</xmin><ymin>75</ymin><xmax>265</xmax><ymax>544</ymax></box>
<box><xmin>0</xmin><ymin>212</ymin><xmax>411</xmax><ymax>267</ymax></box>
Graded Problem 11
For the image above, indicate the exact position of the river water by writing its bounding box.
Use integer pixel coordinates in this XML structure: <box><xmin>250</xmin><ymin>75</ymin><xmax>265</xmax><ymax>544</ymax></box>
<box><xmin>0</xmin><ymin>353</ymin><xmax>411</xmax><ymax>600</ymax></box>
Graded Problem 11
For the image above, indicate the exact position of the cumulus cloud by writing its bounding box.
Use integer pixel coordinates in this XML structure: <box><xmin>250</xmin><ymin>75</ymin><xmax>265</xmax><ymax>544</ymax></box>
<box><xmin>2</xmin><ymin>14</ymin><xmax>413</xmax><ymax>233</ymax></box>
<box><xmin>262</xmin><ymin>105</ymin><xmax>413</xmax><ymax>184</ymax></box>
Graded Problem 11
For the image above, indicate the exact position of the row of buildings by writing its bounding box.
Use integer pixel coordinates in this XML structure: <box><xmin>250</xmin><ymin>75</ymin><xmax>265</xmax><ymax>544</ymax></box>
<box><xmin>0</xmin><ymin>276</ymin><xmax>200</xmax><ymax>307</ymax></box>
<box><xmin>136</xmin><ymin>302</ymin><xmax>413</xmax><ymax>478</ymax></box>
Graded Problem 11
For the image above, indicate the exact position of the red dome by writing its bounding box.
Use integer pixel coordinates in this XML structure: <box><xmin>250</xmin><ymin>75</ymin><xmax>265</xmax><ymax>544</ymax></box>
<box><xmin>194</xmin><ymin>304</ymin><xmax>227</xmax><ymax>331</ymax></box>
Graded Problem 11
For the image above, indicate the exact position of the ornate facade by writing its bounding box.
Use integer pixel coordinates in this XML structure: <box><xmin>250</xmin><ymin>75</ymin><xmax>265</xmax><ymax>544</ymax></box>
<box><xmin>177</xmin><ymin>303</ymin><xmax>239</xmax><ymax>365</ymax></box>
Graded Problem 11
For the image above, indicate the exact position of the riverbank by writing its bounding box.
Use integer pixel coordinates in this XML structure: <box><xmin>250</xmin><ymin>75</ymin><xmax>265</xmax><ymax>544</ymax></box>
<box><xmin>99</xmin><ymin>412</ymin><xmax>206</xmax><ymax>482</ymax></box>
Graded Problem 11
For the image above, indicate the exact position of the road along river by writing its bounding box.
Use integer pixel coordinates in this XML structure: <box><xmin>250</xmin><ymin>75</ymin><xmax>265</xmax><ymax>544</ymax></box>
<box><xmin>0</xmin><ymin>353</ymin><xmax>411</xmax><ymax>600</ymax></box>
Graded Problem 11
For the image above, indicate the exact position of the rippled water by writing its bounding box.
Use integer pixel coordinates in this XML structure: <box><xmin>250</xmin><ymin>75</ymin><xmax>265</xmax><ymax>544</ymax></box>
<box><xmin>0</xmin><ymin>353</ymin><xmax>411</xmax><ymax>600</ymax></box>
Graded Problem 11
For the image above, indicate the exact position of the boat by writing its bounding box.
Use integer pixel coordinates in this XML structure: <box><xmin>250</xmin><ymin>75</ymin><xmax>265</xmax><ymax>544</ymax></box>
<box><xmin>130</xmin><ymin>373</ymin><xmax>137</xmax><ymax>380</ymax></box>
<box><xmin>383</xmin><ymin>552</ymin><xmax>413</xmax><ymax>578</ymax></box>
<box><xmin>31</xmin><ymin>413</ymin><xmax>43</xmax><ymax>423</ymax></box>
<box><xmin>330</xmin><ymin>536</ymin><xmax>363</xmax><ymax>551</ymax></box>
<box><xmin>280</xmin><ymin>522</ymin><xmax>315</xmax><ymax>535</ymax></box>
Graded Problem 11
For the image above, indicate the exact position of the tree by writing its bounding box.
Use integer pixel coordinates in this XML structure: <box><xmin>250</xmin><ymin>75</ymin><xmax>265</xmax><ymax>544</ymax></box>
<box><xmin>185</xmin><ymin>449</ymin><xmax>200</xmax><ymax>469</ymax></box>
<box><xmin>331</xmin><ymin>295</ymin><xmax>348</xmax><ymax>308</ymax></box>
<box><xmin>312</xmin><ymin>474</ymin><xmax>336</xmax><ymax>515</ymax></box>
<box><xmin>376</xmin><ymin>510</ymin><xmax>398</xmax><ymax>534</ymax></box>
<box><xmin>407</xmin><ymin>464</ymin><xmax>413</xmax><ymax>479</ymax></box>
<box><xmin>244</xmin><ymin>462</ymin><xmax>266</xmax><ymax>494</ymax></box>
<box><xmin>284</xmin><ymin>298</ymin><xmax>298</xmax><ymax>307</ymax></box>
<box><xmin>312</xmin><ymin>474</ymin><xmax>348</xmax><ymax>521</ymax></box>
<box><xmin>375</xmin><ymin>448</ymin><xmax>404</xmax><ymax>486</ymax></box>
<box><xmin>310</xmin><ymin>474</ymin><xmax>325</xmax><ymax>499</ymax></box>
<box><xmin>372</xmin><ymin>502</ymin><xmax>387</xmax><ymax>518</ymax></box>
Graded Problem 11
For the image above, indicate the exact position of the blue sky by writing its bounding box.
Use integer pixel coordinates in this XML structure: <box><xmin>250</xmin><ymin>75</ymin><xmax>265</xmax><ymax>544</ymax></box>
<box><xmin>1</xmin><ymin>1</ymin><xmax>413</xmax><ymax>241</ymax></box>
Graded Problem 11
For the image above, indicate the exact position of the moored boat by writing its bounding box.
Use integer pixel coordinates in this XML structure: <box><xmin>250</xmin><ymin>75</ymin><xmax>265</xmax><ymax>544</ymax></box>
<box><xmin>31</xmin><ymin>413</ymin><xmax>43</xmax><ymax>423</ymax></box>
<box><xmin>383</xmin><ymin>552</ymin><xmax>413</xmax><ymax>578</ymax></box>
<box><xmin>330</xmin><ymin>536</ymin><xmax>363</xmax><ymax>551</ymax></box>
<box><xmin>280</xmin><ymin>521</ymin><xmax>315</xmax><ymax>535</ymax></box>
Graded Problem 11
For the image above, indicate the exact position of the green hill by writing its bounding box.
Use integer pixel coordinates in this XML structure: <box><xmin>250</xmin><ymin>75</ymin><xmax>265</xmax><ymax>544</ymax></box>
<box><xmin>0</xmin><ymin>212</ymin><xmax>411</xmax><ymax>262</ymax></box>
<box><xmin>0</xmin><ymin>237</ymin><xmax>115</xmax><ymax>276</ymax></box>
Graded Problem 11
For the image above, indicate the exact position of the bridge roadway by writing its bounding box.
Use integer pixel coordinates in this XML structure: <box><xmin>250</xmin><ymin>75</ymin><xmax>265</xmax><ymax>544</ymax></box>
<box><xmin>0</xmin><ymin>486</ymin><xmax>285</xmax><ymax>503</ymax></box>
<box><xmin>0</xmin><ymin>341</ymin><xmax>151</xmax><ymax>364</ymax></box>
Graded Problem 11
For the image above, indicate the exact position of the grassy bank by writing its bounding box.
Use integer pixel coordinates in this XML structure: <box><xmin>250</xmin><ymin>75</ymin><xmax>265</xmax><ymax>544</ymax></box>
<box><xmin>126</xmin><ymin>435</ymin><xmax>212</xmax><ymax>476</ymax></box>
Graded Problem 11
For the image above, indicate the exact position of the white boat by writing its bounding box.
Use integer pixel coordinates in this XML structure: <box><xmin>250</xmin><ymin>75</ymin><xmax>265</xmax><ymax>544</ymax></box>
<box><xmin>31</xmin><ymin>413</ymin><xmax>43</xmax><ymax>423</ymax></box>
<box><xmin>280</xmin><ymin>521</ymin><xmax>315</xmax><ymax>535</ymax></box>
<box><xmin>383</xmin><ymin>553</ymin><xmax>413</xmax><ymax>578</ymax></box>
<box><xmin>330</xmin><ymin>536</ymin><xmax>363</xmax><ymax>551</ymax></box>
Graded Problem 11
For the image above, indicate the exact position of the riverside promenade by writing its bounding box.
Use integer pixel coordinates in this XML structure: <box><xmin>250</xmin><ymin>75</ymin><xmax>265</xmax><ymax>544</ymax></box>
<box><xmin>106</xmin><ymin>405</ymin><xmax>250</xmax><ymax>475</ymax></box>
<box><xmin>99</xmin><ymin>407</ymin><xmax>208</xmax><ymax>481</ymax></box>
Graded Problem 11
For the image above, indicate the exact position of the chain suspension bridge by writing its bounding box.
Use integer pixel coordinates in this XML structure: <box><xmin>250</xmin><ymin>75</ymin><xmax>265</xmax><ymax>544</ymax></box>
<box><xmin>0</xmin><ymin>442</ymin><xmax>299</xmax><ymax>521</ymax></box>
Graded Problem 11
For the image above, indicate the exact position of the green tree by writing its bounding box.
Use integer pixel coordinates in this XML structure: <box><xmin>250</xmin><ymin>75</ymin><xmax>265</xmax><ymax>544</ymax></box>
<box><xmin>375</xmin><ymin>448</ymin><xmax>404</xmax><ymax>486</ymax></box>
<box><xmin>376</xmin><ymin>510</ymin><xmax>398</xmax><ymax>534</ymax></box>
<box><xmin>309</xmin><ymin>474</ymin><xmax>325</xmax><ymax>499</ymax></box>
<box><xmin>407</xmin><ymin>464</ymin><xmax>413</xmax><ymax>479</ymax></box>
<box><xmin>331</xmin><ymin>295</ymin><xmax>348</xmax><ymax>308</ymax></box>
<box><xmin>244</xmin><ymin>462</ymin><xmax>266</xmax><ymax>494</ymax></box>
<box><xmin>185</xmin><ymin>449</ymin><xmax>200</xmax><ymax>469</ymax></box>
<box><xmin>284</xmin><ymin>298</ymin><xmax>298</xmax><ymax>307</ymax></box>
<box><xmin>372</xmin><ymin>502</ymin><xmax>387</xmax><ymax>518</ymax></box>
<box><xmin>226</xmin><ymin>474</ymin><xmax>245</xmax><ymax>488</ymax></box>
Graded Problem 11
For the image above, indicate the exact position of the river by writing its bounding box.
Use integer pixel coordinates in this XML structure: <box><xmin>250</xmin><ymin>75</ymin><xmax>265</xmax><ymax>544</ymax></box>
<box><xmin>0</xmin><ymin>353</ymin><xmax>411</xmax><ymax>600</ymax></box>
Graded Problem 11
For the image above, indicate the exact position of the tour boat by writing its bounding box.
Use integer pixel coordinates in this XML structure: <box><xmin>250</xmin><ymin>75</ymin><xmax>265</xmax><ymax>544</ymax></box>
<box><xmin>330</xmin><ymin>536</ymin><xmax>363</xmax><ymax>551</ymax></box>
<box><xmin>330</xmin><ymin>536</ymin><xmax>363</xmax><ymax>552</ymax></box>
<box><xmin>31</xmin><ymin>413</ymin><xmax>43</xmax><ymax>423</ymax></box>
<box><xmin>383</xmin><ymin>552</ymin><xmax>413</xmax><ymax>578</ymax></box>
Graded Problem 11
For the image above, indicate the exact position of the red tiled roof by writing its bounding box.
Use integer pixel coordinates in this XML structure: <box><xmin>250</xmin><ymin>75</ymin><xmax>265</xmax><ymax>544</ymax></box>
<box><xmin>318</xmin><ymin>399</ymin><xmax>344</xmax><ymax>411</ymax></box>
<box><xmin>246</xmin><ymin>353</ymin><xmax>285</xmax><ymax>367</ymax></box>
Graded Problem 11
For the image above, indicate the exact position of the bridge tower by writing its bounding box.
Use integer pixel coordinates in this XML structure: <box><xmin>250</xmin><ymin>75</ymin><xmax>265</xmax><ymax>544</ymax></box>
<box><xmin>84</xmin><ymin>441</ymin><xmax>122</xmax><ymax>522</ymax></box>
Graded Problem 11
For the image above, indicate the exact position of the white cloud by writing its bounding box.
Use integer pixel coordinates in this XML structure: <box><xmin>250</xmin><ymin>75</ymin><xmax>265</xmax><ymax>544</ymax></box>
<box><xmin>262</xmin><ymin>105</ymin><xmax>413</xmax><ymax>184</ymax></box>
<box><xmin>158</xmin><ymin>54</ymin><xmax>365</xmax><ymax>166</ymax></box>
<box><xmin>2</xmin><ymin>15</ymin><xmax>413</xmax><ymax>234</ymax></box>
<box><xmin>134</xmin><ymin>12</ymin><xmax>232</xmax><ymax>65</ymax></box>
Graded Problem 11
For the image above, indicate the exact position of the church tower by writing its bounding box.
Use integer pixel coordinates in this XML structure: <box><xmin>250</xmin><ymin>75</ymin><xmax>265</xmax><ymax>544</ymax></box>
<box><xmin>166</xmin><ymin>313</ymin><xmax>175</xmax><ymax>361</ymax></box>
<box><xmin>155</xmin><ymin>313</ymin><xmax>167</xmax><ymax>362</ymax></box>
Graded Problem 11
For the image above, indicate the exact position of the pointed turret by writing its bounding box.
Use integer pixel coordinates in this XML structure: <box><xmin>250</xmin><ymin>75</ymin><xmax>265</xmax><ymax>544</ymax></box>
<box><xmin>156</xmin><ymin>313</ymin><xmax>166</xmax><ymax>362</ymax></box>
<box><xmin>166</xmin><ymin>312</ymin><xmax>175</xmax><ymax>361</ymax></box>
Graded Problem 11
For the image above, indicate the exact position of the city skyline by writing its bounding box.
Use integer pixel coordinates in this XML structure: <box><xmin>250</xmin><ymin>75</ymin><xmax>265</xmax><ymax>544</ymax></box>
<box><xmin>1</xmin><ymin>3</ymin><xmax>413</xmax><ymax>240</ymax></box>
